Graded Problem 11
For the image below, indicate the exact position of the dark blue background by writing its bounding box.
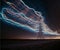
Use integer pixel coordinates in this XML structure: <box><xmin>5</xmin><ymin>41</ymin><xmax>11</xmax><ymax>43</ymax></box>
<box><xmin>1</xmin><ymin>0</ymin><xmax>60</xmax><ymax>39</ymax></box>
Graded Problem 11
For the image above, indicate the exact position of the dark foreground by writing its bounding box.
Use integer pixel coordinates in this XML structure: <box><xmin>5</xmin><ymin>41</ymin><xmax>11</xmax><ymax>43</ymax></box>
<box><xmin>1</xmin><ymin>39</ymin><xmax>60</xmax><ymax>50</ymax></box>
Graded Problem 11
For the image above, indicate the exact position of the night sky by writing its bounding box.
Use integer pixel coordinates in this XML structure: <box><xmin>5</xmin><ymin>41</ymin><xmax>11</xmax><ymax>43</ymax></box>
<box><xmin>1</xmin><ymin>0</ymin><xmax>60</xmax><ymax>39</ymax></box>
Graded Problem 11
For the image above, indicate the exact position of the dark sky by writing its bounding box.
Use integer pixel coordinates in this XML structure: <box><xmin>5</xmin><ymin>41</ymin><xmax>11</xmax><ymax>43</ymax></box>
<box><xmin>46</xmin><ymin>0</ymin><xmax>60</xmax><ymax>32</ymax></box>
<box><xmin>23</xmin><ymin>0</ymin><xmax>60</xmax><ymax>32</ymax></box>
<box><xmin>23</xmin><ymin>0</ymin><xmax>60</xmax><ymax>33</ymax></box>
<box><xmin>1</xmin><ymin>0</ymin><xmax>60</xmax><ymax>39</ymax></box>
